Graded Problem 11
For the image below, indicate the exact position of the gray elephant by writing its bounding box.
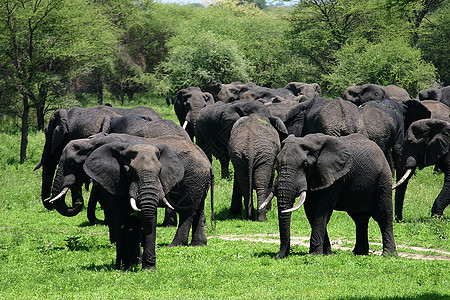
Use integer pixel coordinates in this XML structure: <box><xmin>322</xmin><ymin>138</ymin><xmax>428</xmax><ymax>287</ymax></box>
<box><xmin>421</xmin><ymin>100</ymin><xmax>450</xmax><ymax>120</ymax></box>
<box><xmin>227</xmin><ymin>114</ymin><xmax>282</xmax><ymax>221</ymax></box>
<box><xmin>393</xmin><ymin>119</ymin><xmax>450</xmax><ymax>220</ymax></box>
<box><xmin>240</xmin><ymin>86</ymin><xmax>296</xmax><ymax>103</ymax></box>
<box><xmin>173</xmin><ymin>87</ymin><xmax>214</xmax><ymax>140</ymax></box>
<box><xmin>195</xmin><ymin>100</ymin><xmax>288</xmax><ymax>179</ymax></box>
<box><xmin>417</xmin><ymin>86</ymin><xmax>450</xmax><ymax>107</ymax></box>
<box><xmin>261</xmin><ymin>133</ymin><xmax>397</xmax><ymax>258</ymax></box>
<box><xmin>217</xmin><ymin>82</ymin><xmax>259</xmax><ymax>103</ymax></box>
<box><xmin>284</xmin><ymin>82</ymin><xmax>322</xmax><ymax>102</ymax></box>
<box><xmin>343</xmin><ymin>84</ymin><xmax>410</xmax><ymax>105</ymax></box>
<box><xmin>85</xmin><ymin>142</ymin><xmax>183</xmax><ymax>270</ymax></box>
<box><xmin>47</xmin><ymin>133</ymin><xmax>213</xmax><ymax>269</ymax></box>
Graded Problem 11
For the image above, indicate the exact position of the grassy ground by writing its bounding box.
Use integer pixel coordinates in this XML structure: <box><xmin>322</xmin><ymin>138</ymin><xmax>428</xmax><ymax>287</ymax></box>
<box><xmin>0</xmin><ymin>95</ymin><xmax>449</xmax><ymax>299</ymax></box>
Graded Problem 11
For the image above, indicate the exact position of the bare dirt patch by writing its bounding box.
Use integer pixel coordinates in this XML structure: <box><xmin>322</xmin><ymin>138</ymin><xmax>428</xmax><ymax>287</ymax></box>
<box><xmin>210</xmin><ymin>234</ymin><xmax>450</xmax><ymax>261</ymax></box>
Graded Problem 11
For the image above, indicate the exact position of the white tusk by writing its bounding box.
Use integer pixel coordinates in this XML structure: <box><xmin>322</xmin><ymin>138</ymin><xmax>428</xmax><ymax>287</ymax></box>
<box><xmin>281</xmin><ymin>191</ymin><xmax>307</xmax><ymax>213</ymax></box>
<box><xmin>392</xmin><ymin>169</ymin><xmax>413</xmax><ymax>190</ymax></box>
<box><xmin>162</xmin><ymin>197</ymin><xmax>175</xmax><ymax>210</ymax></box>
<box><xmin>259</xmin><ymin>191</ymin><xmax>274</xmax><ymax>211</ymax></box>
<box><xmin>48</xmin><ymin>187</ymin><xmax>70</xmax><ymax>203</ymax></box>
<box><xmin>182</xmin><ymin>120</ymin><xmax>188</xmax><ymax>129</ymax></box>
<box><xmin>130</xmin><ymin>197</ymin><xmax>141</xmax><ymax>212</ymax></box>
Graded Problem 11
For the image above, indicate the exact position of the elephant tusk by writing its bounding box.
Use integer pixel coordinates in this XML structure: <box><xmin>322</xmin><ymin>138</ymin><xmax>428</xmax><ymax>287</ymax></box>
<box><xmin>130</xmin><ymin>198</ymin><xmax>141</xmax><ymax>212</ymax></box>
<box><xmin>258</xmin><ymin>191</ymin><xmax>274</xmax><ymax>211</ymax></box>
<box><xmin>162</xmin><ymin>197</ymin><xmax>175</xmax><ymax>210</ymax></box>
<box><xmin>33</xmin><ymin>160</ymin><xmax>43</xmax><ymax>171</ymax></box>
<box><xmin>48</xmin><ymin>187</ymin><xmax>70</xmax><ymax>203</ymax></box>
<box><xmin>182</xmin><ymin>120</ymin><xmax>188</xmax><ymax>129</ymax></box>
<box><xmin>392</xmin><ymin>169</ymin><xmax>413</xmax><ymax>190</ymax></box>
<box><xmin>281</xmin><ymin>191</ymin><xmax>306</xmax><ymax>213</ymax></box>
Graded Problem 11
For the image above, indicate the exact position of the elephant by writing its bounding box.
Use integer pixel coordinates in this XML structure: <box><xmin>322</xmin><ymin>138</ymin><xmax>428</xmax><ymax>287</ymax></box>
<box><xmin>195</xmin><ymin>100</ymin><xmax>288</xmax><ymax>179</ymax></box>
<box><xmin>393</xmin><ymin>119</ymin><xmax>450</xmax><ymax>220</ymax></box>
<box><xmin>421</xmin><ymin>100</ymin><xmax>450</xmax><ymax>120</ymax></box>
<box><xmin>227</xmin><ymin>114</ymin><xmax>283</xmax><ymax>221</ymax></box>
<box><xmin>84</xmin><ymin>142</ymin><xmax>183</xmax><ymax>270</ymax></box>
<box><xmin>47</xmin><ymin>133</ymin><xmax>213</xmax><ymax>269</ymax></box>
<box><xmin>240</xmin><ymin>86</ymin><xmax>297</xmax><ymax>103</ymax></box>
<box><xmin>284</xmin><ymin>82</ymin><xmax>322</xmax><ymax>102</ymax></box>
<box><xmin>217</xmin><ymin>82</ymin><xmax>259</xmax><ymax>103</ymax></box>
<box><xmin>261</xmin><ymin>133</ymin><xmax>397</xmax><ymax>258</ymax></box>
<box><xmin>343</xmin><ymin>84</ymin><xmax>410</xmax><ymax>106</ymax></box>
<box><xmin>173</xmin><ymin>87</ymin><xmax>214</xmax><ymax>140</ymax></box>
<box><xmin>417</xmin><ymin>86</ymin><xmax>450</xmax><ymax>107</ymax></box>
<box><xmin>34</xmin><ymin>105</ymin><xmax>161</xmax><ymax>212</ymax></box>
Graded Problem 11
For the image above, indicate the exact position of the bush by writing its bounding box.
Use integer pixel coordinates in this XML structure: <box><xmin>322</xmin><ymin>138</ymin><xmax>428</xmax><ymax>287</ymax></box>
<box><xmin>324</xmin><ymin>37</ymin><xmax>437</xmax><ymax>96</ymax></box>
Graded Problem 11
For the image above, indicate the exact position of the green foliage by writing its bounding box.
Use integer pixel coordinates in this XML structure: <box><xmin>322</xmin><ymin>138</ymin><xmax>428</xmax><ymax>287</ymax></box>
<box><xmin>157</xmin><ymin>31</ymin><xmax>251</xmax><ymax>98</ymax></box>
<box><xmin>417</xmin><ymin>2</ymin><xmax>450</xmax><ymax>85</ymax></box>
<box><xmin>324</xmin><ymin>37</ymin><xmax>437</xmax><ymax>96</ymax></box>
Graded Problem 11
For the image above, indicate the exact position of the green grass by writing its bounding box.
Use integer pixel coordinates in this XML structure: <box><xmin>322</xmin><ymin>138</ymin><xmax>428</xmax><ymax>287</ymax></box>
<box><xmin>0</xmin><ymin>95</ymin><xmax>449</xmax><ymax>299</ymax></box>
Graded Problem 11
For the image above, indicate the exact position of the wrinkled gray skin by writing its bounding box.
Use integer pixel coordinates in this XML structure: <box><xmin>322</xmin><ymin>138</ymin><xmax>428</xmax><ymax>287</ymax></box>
<box><xmin>417</xmin><ymin>86</ymin><xmax>450</xmax><ymax>107</ymax></box>
<box><xmin>421</xmin><ymin>100</ymin><xmax>450</xmax><ymax>120</ymax></box>
<box><xmin>173</xmin><ymin>87</ymin><xmax>214</xmax><ymax>140</ymax></box>
<box><xmin>274</xmin><ymin>134</ymin><xmax>397</xmax><ymax>258</ymax></box>
<box><xmin>394</xmin><ymin>119</ymin><xmax>450</xmax><ymax>220</ymax></box>
<box><xmin>49</xmin><ymin>133</ymin><xmax>212</xmax><ymax>269</ymax></box>
<box><xmin>35</xmin><ymin>105</ymin><xmax>161</xmax><ymax>213</ymax></box>
<box><xmin>343</xmin><ymin>84</ymin><xmax>410</xmax><ymax>106</ymax></box>
<box><xmin>228</xmin><ymin>114</ymin><xmax>282</xmax><ymax>221</ymax></box>
<box><xmin>196</xmin><ymin>100</ymin><xmax>288</xmax><ymax>179</ymax></box>
<box><xmin>284</xmin><ymin>82</ymin><xmax>322</xmax><ymax>102</ymax></box>
<box><xmin>217</xmin><ymin>82</ymin><xmax>259</xmax><ymax>103</ymax></box>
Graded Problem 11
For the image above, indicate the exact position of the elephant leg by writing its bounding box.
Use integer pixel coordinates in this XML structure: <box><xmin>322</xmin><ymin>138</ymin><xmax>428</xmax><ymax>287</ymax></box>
<box><xmin>169</xmin><ymin>212</ymin><xmax>192</xmax><ymax>247</ymax></box>
<box><xmin>220</xmin><ymin>159</ymin><xmax>230</xmax><ymax>179</ymax></box>
<box><xmin>256</xmin><ymin>187</ymin><xmax>268</xmax><ymax>222</ymax></box>
<box><xmin>161</xmin><ymin>207</ymin><xmax>177</xmax><ymax>227</ymax></box>
<box><xmin>230</xmin><ymin>176</ymin><xmax>243</xmax><ymax>216</ymax></box>
<box><xmin>394</xmin><ymin>175</ymin><xmax>409</xmax><ymax>222</ymax></box>
<box><xmin>190</xmin><ymin>205</ymin><xmax>208</xmax><ymax>246</ymax></box>
<box><xmin>349</xmin><ymin>213</ymin><xmax>370</xmax><ymax>255</ymax></box>
<box><xmin>372</xmin><ymin>188</ymin><xmax>397</xmax><ymax>256</ymax></box>
<box><xmin>431</xmin><ymin>165</ymin><xmax>450</xmax><ymax>217</ymax></box>
<box><xmin>87</xmin><ymin>183</ymin><xmax>104</xmax><ymax>224</ymax></box>
<box><xmin>122</xmin><ymin>215</ymin><xmax>141</xmax><ymax>269</ymax></box>
<box><xmin>141</xmin><ymin>216</ymin><xmax>157</xmax><ymax>271</ymax></box>
<box><xmin>323</xmin><ymin>230</ymin><xmax>334</xmax><ymax>255</ymax></box>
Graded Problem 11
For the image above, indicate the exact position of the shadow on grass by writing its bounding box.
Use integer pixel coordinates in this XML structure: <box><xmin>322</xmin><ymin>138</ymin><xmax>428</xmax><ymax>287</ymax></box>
<box><xmin>82</xmin><ymin>262</ymin><xmax>116</xmax><ymax>272</ymax></box>
<box><xmin>212</xmin><ymin>207</ymin><xmax>246</xmax><ymax>221</ymax></box>
<box><xmin>398</xmin><ymin>215</ymin><xmax>449</xmax><ymax>223</ymax></box>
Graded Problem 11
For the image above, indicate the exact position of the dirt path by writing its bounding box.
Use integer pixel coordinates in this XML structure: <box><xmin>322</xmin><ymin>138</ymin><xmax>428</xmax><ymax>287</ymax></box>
<box><xmin>210</xmin><ymin>234</ymin><xmax>450</xmax><ymax>261</ymax></box>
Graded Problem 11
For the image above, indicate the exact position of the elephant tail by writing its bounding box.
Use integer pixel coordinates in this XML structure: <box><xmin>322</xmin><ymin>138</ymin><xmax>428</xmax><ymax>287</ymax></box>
<box><xmin>248</xmin><ymin>154</ymin><xmax>254</xmax><ymax>217</ymax></box>
<box><xmin>210</xmin><ymin>167</ymin><xmax>215</xmax><ymax>225</ymax></box>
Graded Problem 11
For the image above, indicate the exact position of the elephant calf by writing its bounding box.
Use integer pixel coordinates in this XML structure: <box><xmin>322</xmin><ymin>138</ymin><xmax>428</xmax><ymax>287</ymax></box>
<box><xmin>228</xmin><ymin>114</ymin><xmax>282</xmax><ymax>221</ymax></box>
<box><xmin>262</xmin><ymin>133</ymin><xmax>397</xmax><ymax>258</ymax></box>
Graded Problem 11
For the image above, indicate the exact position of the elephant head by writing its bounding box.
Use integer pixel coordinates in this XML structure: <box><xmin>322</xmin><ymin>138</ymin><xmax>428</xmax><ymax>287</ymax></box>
<box><xmin>417</xmin><ymin>88</ymin><xmax>442</xmax><ymax>102</ymax></box>
<box><xmin>263</xmin><ymin>134</ymin><xmax>352</xmax><ymax>258</ymax></box>
<box><xmin>284</xmin><ymin>82</ymin><xmax>322</xmax><ymax>102</ymax></box>
<box><xmin>343</xmin><ymin>84</ymin><xmax>386</xmax><ymax>106</ymax></box>
<box><xmin>217</xmin><ymin>82</ymin><xmax>258</xmax><ymax>103</ymax></box>
<box><xmin>174</xmin><ymin>87</ymin><xmax>214</xmax><ymax>139</ymax></box>
<box><xmin>83</xmin><ymin>142</ymin><xmax>184</xmax><ymax>230</ymax></box>
<box><xmin>397</xmin><ymin>119</ymin><xmax>450</xmax><ymax>179</ymax></box>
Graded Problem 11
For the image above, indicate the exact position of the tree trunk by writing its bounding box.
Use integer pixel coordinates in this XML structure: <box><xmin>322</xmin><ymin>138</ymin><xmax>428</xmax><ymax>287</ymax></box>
<box><xmin>20</xmin><ymin>94</ymin><xmax>29</xmax><ymax>163</ymax></box>
<box><xmin>97</xmin><ymin>72</ymin><xmax>103</xmax><ymax>105</ymax></box>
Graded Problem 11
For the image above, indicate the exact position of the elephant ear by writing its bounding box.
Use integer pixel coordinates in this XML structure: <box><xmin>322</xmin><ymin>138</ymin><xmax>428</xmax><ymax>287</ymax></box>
<box><xmin>99</xmin><ymin>115</ymin><xmax>112</xmax><ymax>133</ymax></box>
<box><xmin>402</xmin><ymin>99</ymin><xmax>431</xmax><ymax>132</ymax></box>
<box><xmin>83</xmin><ymin>142</ymin><xmax>128</xmax><ymax>197</ymax></box>
<box><xmin>313</xmin><ymin>83</ymin><xmax>322</xmax><ymax>96</ymax></box>
<box><xmin>425</xmin><ymin>120</ymin><xmax>450</xmax><ymax>166</ymax></box>
<box><xmin>301</xmin><ymin>134</ymin><xmax>352</xmax><ymax>191</ymax></box>
<box><xmin>204</xmin><ymin>92</ymin><xmax>215</xmax><ymax>104</ymax></box>
<box><xmin>284</xmin><ymin>102</ymin><xmax>308</xmax><ymax>136</ymax></box>
<box><xmin>49</xmin><ymin>109</ymin><xmax>69</xmax><ymax>154</ymax></box>
<box><xmin>154</xmin><ymin>143</ymin><xmax>184</xmax><ymax>193</ymax></box>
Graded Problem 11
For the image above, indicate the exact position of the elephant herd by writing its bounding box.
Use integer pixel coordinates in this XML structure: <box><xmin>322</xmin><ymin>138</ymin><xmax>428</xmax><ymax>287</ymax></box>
<box><xmin>35</xmin><ymin>81</ymin><xmax>449</xmax><ymax>271</ymax></box>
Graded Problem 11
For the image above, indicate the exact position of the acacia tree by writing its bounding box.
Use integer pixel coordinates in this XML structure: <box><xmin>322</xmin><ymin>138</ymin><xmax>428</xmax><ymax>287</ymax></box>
<box><xmin>0</xmin><ymin>0</ymin><xmax>117</xmax><ymax>163</ymax></box>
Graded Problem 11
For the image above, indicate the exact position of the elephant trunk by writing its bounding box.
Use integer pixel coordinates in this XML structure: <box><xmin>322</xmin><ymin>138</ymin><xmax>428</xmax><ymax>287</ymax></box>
<box><xmin>49</xmin><ymin>165</ymin><xmax>83</xmax><ymax>217</ymax></box>
<box><xmin>135</xmin><ymin>185</ymin><xmax>160</xmax><ymax>232</ymax></box>
<box><xmin>275</xmin><ymin>184</ymin><xmax>298</xmax><ymax>259</ymax></box>
<box><xmin>41</xmin><ymin>161</ymin><xmax>58</xmax><ymax>210</ymax></box>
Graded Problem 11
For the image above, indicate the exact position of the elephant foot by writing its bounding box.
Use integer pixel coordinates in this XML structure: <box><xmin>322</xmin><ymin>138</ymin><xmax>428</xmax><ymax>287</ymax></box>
<box><xmin>323</xmin><ymin>249</ymin><xmax>335</xmax><ymax>255</ymax></box>
<box><xmin>352</xmin><ymin>248</ymin><xmax>369</xmax><ymax>256</ymax></box>
<box><xmin>257</xmin><ymin>214</ymin><xmax>267</xmax><ymax>222</ymax></box>
<box><xmin>229</xmin><ymin>207</ymin><xmax>241</xmax><ymax>216</ymax></box>
<box><xmin>142</xmin><ymin>264</ymin><xmax>157</xmax><ymax>271</ymax></box>
<box><xmin>382</xmin><ymin>249</ymin><xmax>398</xmax><ymax>256</ymax></box>
<box><xmin>168</xmin><ymin>239</ymin><xmax>188</xmax><ymax>247</ymax></box>
<box><xmin>276</xmin><ymin>248</ymin><xmax>289</xmax><ymax>259</ymax></box>
<box><xmin>190</xmin><ymin>240</ymin><xmax>207</xmax><ymax>247</ymax></box>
